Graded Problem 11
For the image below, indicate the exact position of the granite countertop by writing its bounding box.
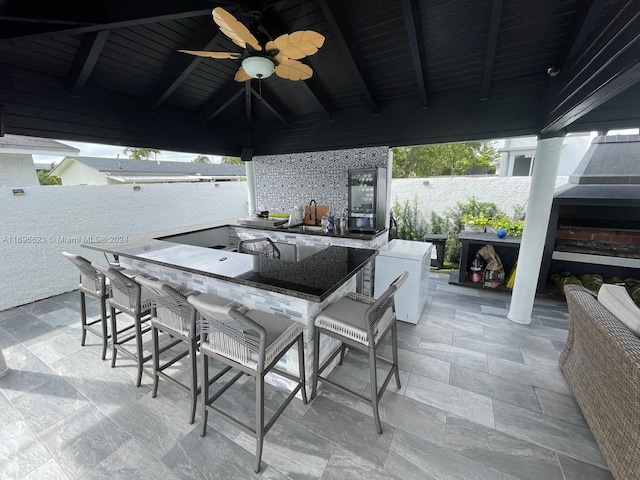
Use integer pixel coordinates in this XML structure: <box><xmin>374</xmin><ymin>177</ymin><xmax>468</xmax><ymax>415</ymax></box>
<box><xmin>83</xmin><ymin>219</ymin><xmax>376</xmax><ymax>302</ymax></box>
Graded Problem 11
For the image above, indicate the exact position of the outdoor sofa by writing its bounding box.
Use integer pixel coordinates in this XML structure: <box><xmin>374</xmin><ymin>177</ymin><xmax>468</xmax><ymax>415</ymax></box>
<box><xmin>560</xmin><ymin>284</ymin><xmax>640</xmax><ymax>480</ymax></box>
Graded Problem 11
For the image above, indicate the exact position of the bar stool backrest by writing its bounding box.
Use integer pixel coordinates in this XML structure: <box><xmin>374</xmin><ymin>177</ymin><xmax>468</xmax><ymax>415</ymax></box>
<box><xmin>62</xmin><ymin>252</ymin><xmax>106</xmax><ymax>297</ymax></box>
<box><xmin>238</xmin><ymin>237</ymin><xmax>281</xmax><ymax>259</ymax></box>
<box><xmin>95</xmin><ymin>265</ymin><xmax>142</xmax><ymax>316</ymax></box>
<box><xmin>364</xmin><ymin>271</ymin><xmax>409</xmax><ymax>345</ymax></box>
<box><xmin>137</xmin><ymin>276</ymin><xmax>198</xmax><ymax>338</ymax></box>
<box><xmin>188</xmin><ymin>296</ymin><xmax>268</xmax><ymax>372</ymax></box>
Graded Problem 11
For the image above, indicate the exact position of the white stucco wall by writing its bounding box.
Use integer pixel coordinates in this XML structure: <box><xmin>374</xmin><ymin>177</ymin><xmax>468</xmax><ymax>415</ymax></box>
<box><xmin>0</xmin><ymin>154</ymin><xmax>39</xmax><ymax>187</ymax></box>
<box><xmin>59</xmin><ymin>161</ymin><xmax>108</xmax><ymax>185</ymax></box>
<box><xmin>0</xmin><ymin>182</ymin><xmax>248</xmax><ymax>310</ymax></box>
<box><xmin>390</xmin><ymin>176</ymin><xmax>569</xmax><ymax>218</ymax></box>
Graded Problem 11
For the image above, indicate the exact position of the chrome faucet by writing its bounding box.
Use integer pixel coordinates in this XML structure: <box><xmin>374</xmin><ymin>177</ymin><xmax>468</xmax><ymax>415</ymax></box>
<box><xmin>309</xmin><ymin>199</ymin><xmax>318</xmax><ymax>225</ymax></box>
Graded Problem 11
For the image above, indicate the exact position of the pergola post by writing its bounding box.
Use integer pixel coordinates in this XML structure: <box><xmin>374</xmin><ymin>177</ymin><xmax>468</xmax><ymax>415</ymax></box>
<box><xmin>507</xmin><ymin>134</ymin><xmax>564</xmax><ymax>324</ymax></box>
<box><xmin>0</xmin><ymin>349</ymin><xmax>8</xmax><ymax>378</ymax></box>
<box><xmin>245</xmin><ymin>161</ymin><xmax>257</xmax><ymax>216</ymax></box>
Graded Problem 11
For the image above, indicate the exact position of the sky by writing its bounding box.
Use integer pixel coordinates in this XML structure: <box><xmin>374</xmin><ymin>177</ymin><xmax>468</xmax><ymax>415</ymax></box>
<box><xmin>32</xmin><ymin>139</ymin><xmax>223</xmax><ymax>166</ymax></box>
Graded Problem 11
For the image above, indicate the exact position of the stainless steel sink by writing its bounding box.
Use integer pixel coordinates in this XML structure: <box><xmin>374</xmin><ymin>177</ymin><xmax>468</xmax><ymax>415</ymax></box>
<box><xmin>272</xmin><ymin>242</ymin><xmax>325</xmax><ymax>262</ymax></box>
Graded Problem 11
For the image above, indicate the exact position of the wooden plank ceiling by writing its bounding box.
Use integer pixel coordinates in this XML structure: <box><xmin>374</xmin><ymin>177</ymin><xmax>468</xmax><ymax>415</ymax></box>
<box><xmin>0</xmin><ymin>0</ymin><xmax>638</xmax><ymax>156</ymax></box>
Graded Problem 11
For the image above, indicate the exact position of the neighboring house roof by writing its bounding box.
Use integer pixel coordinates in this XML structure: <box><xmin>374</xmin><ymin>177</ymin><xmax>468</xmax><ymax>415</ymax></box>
<box><xmin>0</xmin><ymin>134</ymin><xmax>80</xmax><ymax>156</ymax></box>
<box><xmin>50</xmin><ymin>156</ymin><xmax>245</xmax><ymax>178</ymax></box>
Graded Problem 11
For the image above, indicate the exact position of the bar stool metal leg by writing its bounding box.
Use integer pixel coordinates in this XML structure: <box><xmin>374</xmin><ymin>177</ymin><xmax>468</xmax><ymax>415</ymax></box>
<box><xmin>392</xmin><ymin>322</ymin><xmax>401</xmax><ymax>389</ymax></box>
<box><xmin>297</xmin><ymin>335</ymin><xmax>308</xmax><ymax>404</ymax></box>
<box><xmin>200</xmin><ymin>354</ymin><xmax>209</xmax><ymax>437</ymax></box>
<box><xmin>135</xmin><ymin>313</ymin><xmax>145</xmax><ymax>387</ymax></box>
<box><xmin>369</xmin><ymin>347</ymin><xmax>382</xmax><ymax>434</ymax></box>
<box><xmin>80</xmin><ymin>291</ymin><xmax>88</xmax><ymax>347</ymax></box>
<box><xmin>99</xmin><ymin>298</ymin><xmax>109</xmax><ymax>360</ymax></box>
<box><xmin>255</xmin><ymin>374</ymin><xmax>265</xmax><ymax>473</ymax></box>
<box><xmin>152</xmin><ymin>324</ymin><xmax>161</xmax><ymax>398</ymax></box>
<box><xmin>311</xmin><ymin>325</ymin><xmax>321</xmax><ymax>399</ymax></box>
<box><xmin>188</xmin><ymin>337</ymin><xmax>198</xmax><ymax>424</ymax></box>
<box><xmin>110</xmin><ymin>305</ymin><xmax>118</xmax><ymax>368</ymax></box>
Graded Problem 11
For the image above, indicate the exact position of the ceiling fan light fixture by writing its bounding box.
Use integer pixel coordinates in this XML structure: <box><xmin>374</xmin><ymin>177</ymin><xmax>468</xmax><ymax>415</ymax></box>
<box><xmin>242</xmin><ymin>57</ymin><xmax>275</xmax><ymax>79</ymax></box>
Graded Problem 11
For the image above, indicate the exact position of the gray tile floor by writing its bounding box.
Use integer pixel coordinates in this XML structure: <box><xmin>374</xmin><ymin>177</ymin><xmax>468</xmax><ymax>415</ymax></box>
<box><xmin>0</xmin><ymin>274</ymin><xmax>613</xmax><ymax>480</ymax></box>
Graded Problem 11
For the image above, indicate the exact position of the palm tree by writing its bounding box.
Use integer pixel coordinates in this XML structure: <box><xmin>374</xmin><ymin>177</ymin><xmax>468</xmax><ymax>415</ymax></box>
<box><xmin>221</xmin><ymin>156</ymin><xmax>242</xmax><ymax>165</ymax></box>
<box><xmin>192</xmin><ymin>155</ymin><xmax>211</xmax><ymax>163</ymax></box>
<box><xmin>123</xmin><ymin>147</ymin><xmax>160</xmax><ymax>161</ymax></box>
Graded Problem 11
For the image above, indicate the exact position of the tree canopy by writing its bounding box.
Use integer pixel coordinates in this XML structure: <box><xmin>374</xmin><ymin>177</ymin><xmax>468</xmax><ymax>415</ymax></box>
<box><xmin>123</xmin><ymin>147</ymin><xmax>160</xmax><ymax>161</ymax></box>
<box><xmin>192</xmin><ymin>155</ymin><xmax>211</xmax><ymax>163</ymax></box>
<box><xmin>38</xmin><ymin>163</ymin><xmax>61</xmax><ymax>185</ymax></box>
<box><xmin>392</xmin><ymin>142</ymin><xmax>498</xmax><ymax>178</ymax></box>
<box><xmin>221</xmin><ymin>156</ymin><xmax>242</xmax><ymax>165</ymax></box>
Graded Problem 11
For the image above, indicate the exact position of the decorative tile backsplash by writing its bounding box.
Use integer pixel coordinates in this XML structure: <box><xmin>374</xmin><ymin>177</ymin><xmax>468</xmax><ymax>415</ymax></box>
<box><xmin>253</xmin><ymin>146</ymin><xmax>390</xmax><ymax>214</ymax></box>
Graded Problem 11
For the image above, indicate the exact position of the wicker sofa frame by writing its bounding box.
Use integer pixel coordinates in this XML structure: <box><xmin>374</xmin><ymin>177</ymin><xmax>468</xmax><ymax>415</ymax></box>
<box><xmin>560</xmin><ymin>284</ymin><xmax>640</xmax><ymax>480</ymax></box>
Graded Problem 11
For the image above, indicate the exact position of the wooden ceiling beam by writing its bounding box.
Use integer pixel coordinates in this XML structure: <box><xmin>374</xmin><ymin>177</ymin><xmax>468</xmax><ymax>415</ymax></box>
<box><xmin>401</xmin><ymin>0</ymin><xmax>428</xmax><ymax>108</ymax></box>
<box><xmin>251</xmin><ymin>86</ymin><xmax>291</xmax><ymax>126</ymax></box>
<box><xmin>148</xmin><ymin>32</ymin><xmax>223</xmax><ymax>111</ymax></box>
<box><xmin>200</xmin><ymin>86</ymin><xmax>244</xmax><ymax>124</ymax></box>
<box><xmin>542</xmin><ymin>4</ymin><xmax>640</xmax><ymax>133</ymax></box>
<box><xmin>67</xmin><ymin>30</ymin><xmax>110</xmax><ymax>97</ymax></box>
<box><xmin>561</xmin><ymin>0</ymin><xmax>608</xmax><ymax>69</ymax></box>
<box><xmin>299</xmin><ymin>79</ymin><xmax>333</xmax><ymax>121</ymax></box>
<box><xmin>0</xmin><ymin>1</ymin><xmax>214</xmax><ymax>41</ymax></box>
<box><xmin>318</xmin><ymin>0</ymin><xmax>378</xmax><ymax>114</ymax></box>
<box><xmin>480</xmin><ymin>0</ymin><xmax>503</xmax><ymax>100</ymax></box>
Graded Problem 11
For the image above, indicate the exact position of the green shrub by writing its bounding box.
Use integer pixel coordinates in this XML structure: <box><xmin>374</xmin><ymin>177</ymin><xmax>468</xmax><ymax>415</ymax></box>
<box><xmin>392</xmin><ymin>196</ymin><xmax>428</xmax><ymax>241</ymax></box>
<box><xmin>428</xmin><ymin>211</ymin><xmax>447</xmax><ymax>234</ymax></box>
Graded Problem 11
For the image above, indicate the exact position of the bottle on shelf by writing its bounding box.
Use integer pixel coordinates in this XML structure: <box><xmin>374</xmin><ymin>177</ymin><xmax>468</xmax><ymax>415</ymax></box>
<box><xmin>321</xmin><ymin>215</ymin><xmax>329</xmax><ymax>234</ymax></box>
<box><xmin>340</xmin><ymin>208</ymin><xmax>348</xmax><ymax>232</ymax></box>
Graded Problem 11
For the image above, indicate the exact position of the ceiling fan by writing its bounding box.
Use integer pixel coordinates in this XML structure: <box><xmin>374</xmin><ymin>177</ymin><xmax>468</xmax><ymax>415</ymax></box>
<box><xmin>179</xmin><ymin>7</ymin><xmax>325</xmax><ymax>82</ymax></box>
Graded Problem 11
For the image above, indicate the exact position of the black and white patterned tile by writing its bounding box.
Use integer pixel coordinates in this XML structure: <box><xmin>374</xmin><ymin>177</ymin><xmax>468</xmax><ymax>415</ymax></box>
<box><xmin>253</xmin><ymin>146</ymin><xmax>389</xmax><ymax>213</ymax></box>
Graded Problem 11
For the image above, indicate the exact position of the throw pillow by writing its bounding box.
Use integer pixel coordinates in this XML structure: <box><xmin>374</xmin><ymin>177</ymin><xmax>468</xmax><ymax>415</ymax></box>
<box><xmin>598</xmin><ymin>284</ymin><xmax>640</xmax><ymax>337</ymax></box>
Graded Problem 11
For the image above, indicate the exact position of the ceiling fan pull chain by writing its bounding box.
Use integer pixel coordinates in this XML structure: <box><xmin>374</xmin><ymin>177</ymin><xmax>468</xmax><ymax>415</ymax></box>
<box><xmin>258</xmin><ymin>78</ymin><xmax>263</xmax><ymax>103</ymax></box>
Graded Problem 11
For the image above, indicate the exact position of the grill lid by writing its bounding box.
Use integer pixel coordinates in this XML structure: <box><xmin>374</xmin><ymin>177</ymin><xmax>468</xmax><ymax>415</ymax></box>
<box><xmin>569</xmin><ymin>135</ymin><xmax>640</xmax><ymax>185</ymax></box>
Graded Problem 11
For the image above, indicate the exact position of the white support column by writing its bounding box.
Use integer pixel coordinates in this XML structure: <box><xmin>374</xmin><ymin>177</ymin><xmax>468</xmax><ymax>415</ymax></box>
<box><xmin>508</xmin><ymin>134</ymin><xmax>564</xmax><ymax>324</ymax></box>
<box><xmin>0</xmin><ymin>349</ymin><xmax>8</xmax><ymax>378</ymax></box>
<box><xmin>245</xmin><ymin>160</ymin><xmax>257</xmax><ymax>216</ymax></box>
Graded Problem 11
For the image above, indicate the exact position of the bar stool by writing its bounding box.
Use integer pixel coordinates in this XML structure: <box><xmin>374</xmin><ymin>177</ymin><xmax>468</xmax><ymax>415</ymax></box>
<box><xmin>62</xmin><ymin>252</ymin><xmax>111</xmax><ymax>360</ymax></box>
<box><xmin>238</xmin><ymin>237</ymin><xmax>281</xmax><ymax>259</ymax></box>
<box><xmin>187</xmin><ymin>295</ymin><xmax>307</xmax><ymax>473</ymax></box>
<box><xmin>311</xmin><ymin>271</ymin><xmax>409</xmax><ymax>433</ymax></box>
<box><xmin>95</xmin><ymin>265</ymin><xmax>153</xmax><ymax>387</ymax></box>
<box><xmin>136</xmin><ymin>276</ymin><xmax>235</xmax><ymax>424</ymax></box>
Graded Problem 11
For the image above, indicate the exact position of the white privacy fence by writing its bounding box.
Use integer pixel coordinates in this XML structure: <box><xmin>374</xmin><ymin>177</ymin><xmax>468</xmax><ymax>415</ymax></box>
<box><xmin>0</xmin><ymin>182</ymin><xmax>248</xmax><ymax>310</ymax></box>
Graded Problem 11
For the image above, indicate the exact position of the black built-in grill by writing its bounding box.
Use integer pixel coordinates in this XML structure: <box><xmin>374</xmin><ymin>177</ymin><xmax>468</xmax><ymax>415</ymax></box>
<box><xmin>538</xmin><ymin>135</ymin><xmax>640</xmax><ymax>292</ymax></box>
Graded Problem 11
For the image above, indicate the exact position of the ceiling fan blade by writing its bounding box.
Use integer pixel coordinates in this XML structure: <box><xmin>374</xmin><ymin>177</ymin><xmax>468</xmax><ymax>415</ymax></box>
<box><xmin>272</xmin><ymin>31</ymin><xmax>325</xmax><ymax>60</ymax></box>
<box><xmin>178</xmin><ymin>50</ymin><xmax>242</xmax><ymax>59</ymax></box>
<box><xmin>275</xmin><ymin>59</ymin><xmax>313</xmax><ymax>81</ymax></box>
<box><xmin>212</xmin><ymin>7</ymin><xmax>262</xmax><ymax>52</ymax></box>
<box><xmin>234</xmin><ymin>66</ymin><xmax>251</xmax><ymax>82</ymax></box>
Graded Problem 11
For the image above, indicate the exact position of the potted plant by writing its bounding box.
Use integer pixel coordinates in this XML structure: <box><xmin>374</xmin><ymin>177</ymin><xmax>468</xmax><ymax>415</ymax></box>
<box><xmin>488</xmin><ymin>218</ymin><xmax>525</xmax><ymax>237</ymax></box>
<box><xmin>462</xmin><ymin>213</ymin><xmax>489</xmax><ymax>233</ymax></box>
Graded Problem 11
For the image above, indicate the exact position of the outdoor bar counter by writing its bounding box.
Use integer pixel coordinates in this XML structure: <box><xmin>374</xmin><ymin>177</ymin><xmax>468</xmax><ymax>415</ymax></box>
<box><xmin>83</xmin><ymin>219</ymin><xmax>377</xmax><ymax>394</ymax></box>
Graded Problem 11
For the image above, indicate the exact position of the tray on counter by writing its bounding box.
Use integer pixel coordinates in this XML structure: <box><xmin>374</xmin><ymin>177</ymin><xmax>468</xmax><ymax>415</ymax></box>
<box><xmin>237</xmin><ymin>217</ymin><xmax>288</xmax><ymax>228</ymax></box>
